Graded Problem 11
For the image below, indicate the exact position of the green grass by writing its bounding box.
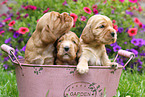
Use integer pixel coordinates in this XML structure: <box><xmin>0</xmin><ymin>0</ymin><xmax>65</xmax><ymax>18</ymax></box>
<box><xmin>0</xmin><ymin>66</ymin><xmax>145</xmax><ymax>97</ymax></box>
<box><xmin>117</xmin><ymin>70</ymin><xmax>145</xmax><ymax>97</ymax></box>
<box><xmin>0</xmin><ymin>66</ymin><xmax>18</xmax><ymax>97</ymax></box>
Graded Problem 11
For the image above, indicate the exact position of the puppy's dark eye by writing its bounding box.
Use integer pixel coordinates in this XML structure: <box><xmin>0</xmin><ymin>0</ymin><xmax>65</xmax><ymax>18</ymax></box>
<box><xmin>58</xmin><ymin>40</ymin><xmax>62</xmax><ymax>42</ymax></box>
<box><xmin>73</xmin><ymin>41</ymin><xmax>76</xmax><ymax>44</ymax></box>
<box><xmin>100</xmin><ymin>25</ymin><xmax>105</xmax><ymax>28</ymax></box>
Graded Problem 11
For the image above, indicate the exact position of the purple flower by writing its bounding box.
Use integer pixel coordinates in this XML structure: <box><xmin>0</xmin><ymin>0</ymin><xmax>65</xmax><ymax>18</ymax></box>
<box><xmin>3</xmin><ymin>64</ymin><xmax>8</xmax><ymax>69</ymax></box>
<box><xmin>138</xmin><ymin>65</ymin><xmax>142</xmax><ymax>71</ymax></box>
<box><xmin>106</xmin><ymin>48</ymin><xmax>111</xmax><ymax>54</ymax></box>
<box><xmin>142</xmin><ymin>24</ymin><xmax>145</xmax><ymax>30</ymax></box>
<box><xmin>116</xmin><ymin>57</ymin><xmax>120</xmax><ymax>63</ymax></box>
<box><xmin>119</xmin><ymin>58</ymin><xmax>124</xmax><ymax>65</ymax></box>
<box><xmin>110</xmin><ymin>42</ymin><xmax>117</xmax><ymax>47</ymax></box>
<box><xmin>0</xmin><ymin>22</ymin><xmax>3</xmax><ymax>27</ymax></box>
<box><xmin>116</xmin><ymin>57</ymin><xmax>124</xmax><ymax>68</ymax></box>
<box><xmin>111</xmin><ymin>10</ymin><xmax>114</xmax><ymax>14</ymax></box>
<box><xmin>138</xmin><ymin>39</ymin><xmax>144</xmax><ymax>47</ymax></box>
<box><xmin>0</xmin><ymin>22</ymin><xmax>5</xmax><ymax>27</ymax></box>
<box><xmin>23</xmin><ymin>13</ymin><xmax>29</xmax><ymax>18</ymax></box>
<box><xmin>9</xmin><ymin>13</ymin><xmax>14</xmax><ymax>17</ymax></box>
<box><xmin>118</xmin><ymin>27</ymin><xmax>124</xmax><ymax>33</ymax></box>
<box><xmin>27</xmin><ymin>24</ymin><xmax>30</xmax><ymax>27</ymax></box>
<box><xmin>143</xmin><ymin>40</ymin><xmax>145</xmax><ymax>46</ymax></box>
<box><xmin>126</xmin><ymin>10</ymin><xmax>133</xmax><ymax>16</ymax></box>
<box><xmin>18</xmin><ymin>55</ymin><xmax>23</xmax><ymax>59</ymax></box>
<box><xmin>0</xmin><ymin>24</ymin><xmax>3</xmax><ymax>28</ymax></box>
<box><xmin>130</xmin><ymin>63</ymin><xmax>134</xmax><ymax>69</ymax></box>
<box><xmin>62</xmin><ymin>1</ymin><xmax>67</xmax><ymax>6</ymax></box>
<box><xmin>140</xmin><ymin>30</ymin><xmax>144</xmax><ymax>33</ymax></box>
<box><xmin>5</xmin><ymin>38</ymin><xmax>11</xmax><ymax>43</ymax></box>
<box><xmin>15</xmin><ymin>48</ymin><xmax>19</xmax><ymax>55</ymax></box>
<box><xmin>124</xmin><ymin>42</ymin><xmax>127</xmax><ymax>44</ymax></box>
<box><xmin>113</xmin><ymin>45</ymin><xmax>121</xmax><ymax>52</ymax></box>
<box><xmin>38</xmin><ymin>8</ymin><xmax>41</xmax><ymax>10</ymax></box>
<box><xmin>125</xmin><ymin>28</ymin><xmax>129</xmax><ymax>32</ymax></box>
<box><xmin>0</xmin><ymin>28</ymin><xmax>3</xmax><ymax>31</ymax></box>
<box><xmin>18</xmin><ymin>38</ymin><xmax>23</xmax><ymax>43</ymax></box>
<box><xmin>137</xmin><ymin>59</ymin><xmax>143</xmax><ymax>71</ymax></box>
<box><xmin>28</xmin><ymin>32</ymin><xmax>31</xmax><ymax>37</ymax></box>
<box><xmin>21</xmin><ymin>45</ymin><xmax>26</xmax><ymax>51</ymax></box>
<box><xmin>140</xmin><ymin>51</ymin><xmax>145</xmax><ymax>56</ymax></box>
<box><xmin>131</xmin><ymin>38</ymin><xmax>139</xmax><ymax>46</ymax></box>
<box><xmin>13</xmin><ymin>31</ymin><xmax>20</xmax><ymax>38</ymax></box>
<box><xmin>120</xmin><ymin>61</ymin><xmax>124</xmax><ymax>66</ymax></box>
<box><xmin>130</xmin><ymin>49</ymin><xmax>138</xmax><ymax>57</ymax></box>
<box><xmin>4</xmin><ymin>57</ymin><xmax>9</xmax><ymax>62</ymax></box>
<box><xmin>137</xmin><ymin>59</ymin><xmax>143</xmax><ymax>65</ymax></box>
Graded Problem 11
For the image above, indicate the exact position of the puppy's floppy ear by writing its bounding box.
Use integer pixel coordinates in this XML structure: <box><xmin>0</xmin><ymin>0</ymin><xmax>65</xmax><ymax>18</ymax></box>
<box><xmin>41</xmin><ymin>25</ymin><xmax>57</xmax><ymax>44</ymax></box>
<box><xmin>81</xmin><ymin>24</ymin><xmax>95</xmax><ymax>43</ymax></box>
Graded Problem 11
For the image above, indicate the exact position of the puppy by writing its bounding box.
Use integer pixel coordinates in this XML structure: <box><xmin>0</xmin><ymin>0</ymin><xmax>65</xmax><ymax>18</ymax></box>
<box><xmin>55</xmin><ymin>31</ymin><xmax>81</xmax><ymax>65</ymax></box>
<box><xmin>25</xmin><ymin>11</ymin><xmax>73</xmax><ymax>65</ymax></box>
<box><xmin>77</xmin><ymin>15</ymin><xmax>118</xmax><ymax>74</ymax></box>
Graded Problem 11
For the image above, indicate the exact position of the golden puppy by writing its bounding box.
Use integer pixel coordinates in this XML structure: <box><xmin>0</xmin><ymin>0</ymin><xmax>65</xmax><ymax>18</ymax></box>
<box><xmin>55</xmin><ymin>31</ymin><xmax>81</xmax><ymax>65</ymax></box>
<box><xmin>25</xmin><ymin>11</ymin><xmax>73</xmax><ymax>65</ymax></box>
<box><xmin>77</xmin><ymin>15</ymin><xmax>118</xmax><ymax>74</ymax></box>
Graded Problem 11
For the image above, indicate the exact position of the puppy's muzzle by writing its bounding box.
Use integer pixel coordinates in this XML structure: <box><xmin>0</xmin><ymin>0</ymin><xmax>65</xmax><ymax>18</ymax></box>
<box><xmin>64</xmin><ymin>46</ymin><xmax>69</xmax><ymax>51</ymax></box>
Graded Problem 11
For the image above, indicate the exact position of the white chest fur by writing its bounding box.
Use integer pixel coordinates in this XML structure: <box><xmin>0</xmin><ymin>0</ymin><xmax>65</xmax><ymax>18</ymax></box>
<box><xmin>82</xmin><ymin>45</ymin><xmax>104</xmax><ymax>66</ymax></box>
<box><xmin>89</xmin><ymin>49</ymin><xmax>102</xmax><ymax>66</ymax></box>
<box><xmin>89</xmin><ymin>55</ymin><xmax>101</xmax><ymax>66</ymax></box>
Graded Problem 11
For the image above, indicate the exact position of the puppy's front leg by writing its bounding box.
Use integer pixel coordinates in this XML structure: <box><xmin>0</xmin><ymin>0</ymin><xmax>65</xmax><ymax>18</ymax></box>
<box><xmin>77</xmin><ymin>55</ymin><xmax>89</xmax><ymax>74</ymax></box>
<box><xmin>101</xmin><ymin>52</ymin><xmax>118</xmax><ymax>68</ymax></box>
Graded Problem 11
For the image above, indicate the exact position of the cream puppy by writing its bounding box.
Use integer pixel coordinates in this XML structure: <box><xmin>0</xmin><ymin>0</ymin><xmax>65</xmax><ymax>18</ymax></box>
<box><xmin>25</xmin><ymin>11</ymin><xmax>73</xmax><ymax>65</ymax></box>
<box><xmin>77</xmin><ymin>15</ymin><xmax>118</xmax><ymax>74</ymax></box>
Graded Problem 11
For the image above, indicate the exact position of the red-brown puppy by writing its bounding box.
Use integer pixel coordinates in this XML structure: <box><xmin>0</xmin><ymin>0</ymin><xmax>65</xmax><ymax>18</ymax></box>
<box><xmin>55</xmin><ymin>31</ymin><xmax>81</xmax><ymax>65</ymax></box>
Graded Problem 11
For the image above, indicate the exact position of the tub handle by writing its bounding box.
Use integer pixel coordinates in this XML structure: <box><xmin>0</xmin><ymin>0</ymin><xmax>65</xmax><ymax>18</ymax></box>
<box><xmin>1</xmin><ymin>44</ymin><xmax>15</xmax><ymax>55</ymax></box>
<box><xmin>1</xmin><ymin>44</ymin><xmax>23</xmax><ymax>71</ymax></box>
<box><xmin>114</xmin><ymin>49</ymin><xmax>135</xmax><ymax>68</ymax></box>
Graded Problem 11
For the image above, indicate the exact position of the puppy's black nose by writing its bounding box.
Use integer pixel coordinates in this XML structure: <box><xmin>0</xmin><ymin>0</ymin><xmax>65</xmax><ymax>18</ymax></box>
<box><xmin>64</xmin><ymin>46</ymin><xmax>69</xmax><ymax>51</ymax></box>
<box><xmin>111</xmin><ymin>32</ymin><xmax>115</xmax><ymax>37</ymax></box>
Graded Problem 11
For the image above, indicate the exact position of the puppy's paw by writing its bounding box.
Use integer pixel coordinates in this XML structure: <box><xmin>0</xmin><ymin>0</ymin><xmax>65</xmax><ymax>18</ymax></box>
<box><xmin>111</xmin><ymin>62</ymin><xmax>118</xmax><ymax>69</ymax></box>
<box><xmin>77</xmin><ymin>65</ymin><xmax>89</xmax><ymax>74</ymax></box>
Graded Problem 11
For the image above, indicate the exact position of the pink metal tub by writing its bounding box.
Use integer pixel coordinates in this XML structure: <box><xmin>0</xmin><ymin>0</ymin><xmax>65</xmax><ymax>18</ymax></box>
<box><xmin>1</xmin><ymin>44</ymin><xmax>135</xmax><ymax>97</ymax></box>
